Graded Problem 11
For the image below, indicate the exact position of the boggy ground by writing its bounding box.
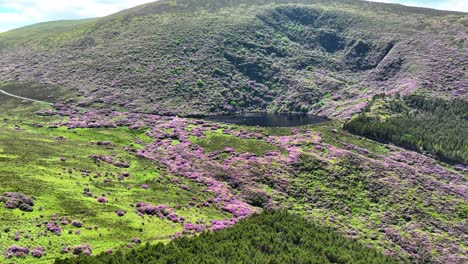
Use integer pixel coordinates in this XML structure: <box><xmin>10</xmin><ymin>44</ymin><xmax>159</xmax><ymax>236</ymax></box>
<box><xmin>0</xmin><ymin>85</ymin><xmax>466</xmax><ymax>263</ymax></box>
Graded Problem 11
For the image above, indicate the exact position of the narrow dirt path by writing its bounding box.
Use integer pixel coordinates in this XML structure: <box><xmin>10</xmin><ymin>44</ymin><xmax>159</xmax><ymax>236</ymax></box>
<box><xmin>0</xmin><ymin>89</ymin><xmax>53</xmax><ymax>105</ymax></box>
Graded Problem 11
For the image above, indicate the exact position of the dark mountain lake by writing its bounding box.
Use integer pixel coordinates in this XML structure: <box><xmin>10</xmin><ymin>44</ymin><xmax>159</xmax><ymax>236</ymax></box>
<box><xmin>203</xmin><ymin>113</ymin><xmax>329</xmax><ymax>127</ymax></box>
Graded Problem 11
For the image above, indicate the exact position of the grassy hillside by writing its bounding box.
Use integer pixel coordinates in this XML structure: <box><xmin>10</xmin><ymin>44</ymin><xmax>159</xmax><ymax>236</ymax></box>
<box><xmin>0</xmin><ymin>1</ymin><xmax>467</xmax><ymax>263</ymax></box>
<box><xmin>0</xmin><ymin>0</ymin><xmax>466</xmax><ymax>117</ymax></box>
<box><xmin>0</xmin><ymin>82</ymin><xmax>466</xmax><ymax>263</ymax></box>
<box><xmin>0</xmin><ymin>126</ymin><xmax>228</xmax><ymax>261</ymax></box>
<box><xmin>0</xmin><ymin>84</ymin><xmax>231</xmax><ymax>263</ymax></box>
<box><xmin>0</xmin><ymin>19</ymin><xmax>96</xmax><ymax>47</ymax></box>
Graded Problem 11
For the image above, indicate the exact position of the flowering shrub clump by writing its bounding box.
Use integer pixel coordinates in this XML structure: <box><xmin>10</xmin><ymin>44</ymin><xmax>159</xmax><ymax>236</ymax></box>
<box><xmin>73</xmin><ymin>244</ymin><xmax>92</xmax><ymax>256</ymax></box>
<box><xmin>167</xmin><ymin>214</ymin><xmax>180</xmax><ymax>223</ymax></box>
<box><xmin>60</xmin><ymin>247</ymin><xmax>70</xmax><ymax>254</ymax></box>
<box><xmin>182</xmin><ymin>223</ymin><xmax>205</xmax><ymax>234</ymax></box>
<box><xmin>13</xmin><ymin>232</ymin><xmax>21</xmax><ymax>241</ymax></box>
<box><xmin>136</xmin><ymin>202</ymin><xmax>162</xmax><ymax>215</ymax></box>
<box><xmin>136</xmin><ymin>202</ymin><xmax>169</xmax><ymax>216</ymax></box>
<box><xmin>90</xmin><ymin>155</ymin><xmax>130</xmax><ymax>168</ymax></box>
<box><xmin>97</xmin><ymin>197</ymin><xmax>107</xmax><ymax>203</ymax></box>
<box><xmin>46</xmin><ymin>222</ymin><xmax>62</xmax><ymax>235</ymax></box>
<box><xmin>135</xmin><ymin>202</ymin><xmax>182</xmax><ymax>223</ymax></box>
<box><xmin>0</xmin><ymin>192</ymin><xmax>34</xmax><ymax>212</ymax></box>
<box><xmin>4</xmin><ymin>245</ymin><xmax>30</xmax><ymax>259</ymax></box>
<box><xmin>71</xmin><ymin>220</ymin><xmax>83</xmax><ymax>228</ymax></box>
<box><xmin>31</xmin><ymin>246</ymin><xmax>45</xmax><ymax>258</ymax></box>
<box><xmin>221</xmin><ymin>200</ymin><xmax>253</xmax><ymax>218</ymax></box>
<box><xmin>115</xmin><ymin>210</ymin><xmax>126</xmax><ymax>217</ymax></box>
<box><xmin>210</xmin><ymin>219</ymin><xmax>237</xmax><ymax>231</ymax></box>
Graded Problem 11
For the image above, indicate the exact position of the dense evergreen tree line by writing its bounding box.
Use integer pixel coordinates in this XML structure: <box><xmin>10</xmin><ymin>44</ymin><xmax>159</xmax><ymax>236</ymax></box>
<box><xmin>344</xmin><ymin>94</ymin><xmax>467</xmax><ymax>164</ymax></box>
<box><xmin>55</xmin><ymin>211</ymin><xmax>398</xmax><ymax>264</ymax></box>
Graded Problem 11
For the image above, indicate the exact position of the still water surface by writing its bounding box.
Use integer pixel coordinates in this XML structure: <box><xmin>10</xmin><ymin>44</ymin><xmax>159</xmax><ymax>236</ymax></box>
<box><xmin>203</xmin><ymin>113</ymin><xmax>328</xmax><ymax>127</ymax></box>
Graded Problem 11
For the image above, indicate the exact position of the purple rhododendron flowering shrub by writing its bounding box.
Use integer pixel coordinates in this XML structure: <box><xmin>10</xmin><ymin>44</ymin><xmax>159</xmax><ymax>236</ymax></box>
<box><xmin>73</xmin><ymin>244</ymin><xmax>92</xmax><ymax>256</ymax></box>
<box><xmin>31</xmin><ymin>246</ymin><xmax>45</xmax><ymax>258</ymax></box>
<box><xmin>0</xmin><ymin>192</ymin><xmax>34</xmax><ymax>212</ymax></box>
<box><xmin>182</xmin><ymin>223</ymin><xmax>205</xmax><ymax>234</ymax></box>
<box><xmin>135</xmin><ymin>202</ymin><xmax>183</xmax><ymax>223</ymax></box>
<box><xmin>45</xmin><ymin>222</ymin><xmax>62</xmax><ymax>235</ymax></box>
<box><xmin>71</xmin><ymin>220</ymin><xmax>83</xmax><ymax>228</ymax></box>
<box><xmin>210</xmin><ymin>219</ymin><xmax>237</xmax><ymax>231</ymax></box>
<box><xmin>4</xmin><ymin>245</ymin><xmax>30</xmax><ymax>259</ymax></box>
<box><xmin>115</xmin><ymin>210</ymin><xmax>126</xmax><ymax>217</ymax></box>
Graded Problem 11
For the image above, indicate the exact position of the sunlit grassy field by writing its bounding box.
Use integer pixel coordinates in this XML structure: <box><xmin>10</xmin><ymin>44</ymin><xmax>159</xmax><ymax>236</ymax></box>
<box><xmin>0</xmin><ymin>89</ymin><xmax>229</xmax><ymax>263</ymax></box>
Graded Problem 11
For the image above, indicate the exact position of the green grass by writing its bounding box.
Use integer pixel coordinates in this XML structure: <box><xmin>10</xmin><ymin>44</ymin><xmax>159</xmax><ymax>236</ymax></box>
<box><xmin>190</xmin><ymin>129</ymin><xmax>278</xmax><ymax>156</ymax></box>
<box><xmin>0</xmin><ymin>83</ymin><xmax>232</xmax><ymax>263</ymax></box>
<box><xmin>311</xmin><ymin>121</ymin><xmax>390</xmax><ymax>156</ymax></box>
<box><xmin>0</xmin><ymin>125</ymin><xmax>228</xmax><ymax>263</ymax></box>
<box><xmin>0</xmin><ymin>19</ymin><xmax>96</xmax><ymax>48</ymax></box>
<box><xmin>0</xmin><ymin>81</ymin><xmax>74</xmax><ymax>126</ymax></box>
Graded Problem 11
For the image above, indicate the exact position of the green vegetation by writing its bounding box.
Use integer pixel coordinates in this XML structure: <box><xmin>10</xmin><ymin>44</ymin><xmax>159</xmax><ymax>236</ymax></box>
<box><xmin>1</xmin><ymin>0</ymin><xmax>465</xmax><ymax>116</ymax></box>
<box><xmin>0</xmin><ymin>91</ymin><xmax>228</xmax><ymax>263</ymax></box>
<box><xmin>190</xmin><ymin>129</ymin><xmax>277</xmax><ymax>156</ymax></box>
<box><xmin>0</xmin><ymin>86</ymin><xmax>465</xmax><ymax>263</ymax></box>
<box><xmin>55</xmin><ymin>211</ymin><xmax>399</xmax><ymax>264</ymax></box>
<box><xmin>0</xmin><ymin>19</ymin><xmax>96</xmax><ymax>48</ymax></box>
<box><xmin>344</xmin><ymin>94</ymin><xmax>468</xmax><ymax>164</ymax></box>
<box><xmin>0</xmin><ymin>82</ymin><xmax>72</xmax><ymax>126</ymax></box>
<box><xmin>312</xmin><ymin>121</ymin><xmax>390</xmax><ymax>156</ymax></box>
<box><xmin>0</xmin><ymin>0</ymin><xmax>466</xmax><ymax>261</ymax></box>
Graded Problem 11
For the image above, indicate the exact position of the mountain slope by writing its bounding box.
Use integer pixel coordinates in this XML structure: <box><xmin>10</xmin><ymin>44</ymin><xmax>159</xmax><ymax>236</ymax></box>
<box><xmin>0</xmin><ymin>0</ymin><xmax>466</xmax><ymax>117</ymax></box>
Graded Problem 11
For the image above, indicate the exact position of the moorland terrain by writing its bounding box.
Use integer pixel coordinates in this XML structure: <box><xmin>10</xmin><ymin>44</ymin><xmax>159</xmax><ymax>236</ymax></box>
<box><xmin>0</xmin><ymin>0</ymin><xmax>466</xmax><ymax>263</ymax></box>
